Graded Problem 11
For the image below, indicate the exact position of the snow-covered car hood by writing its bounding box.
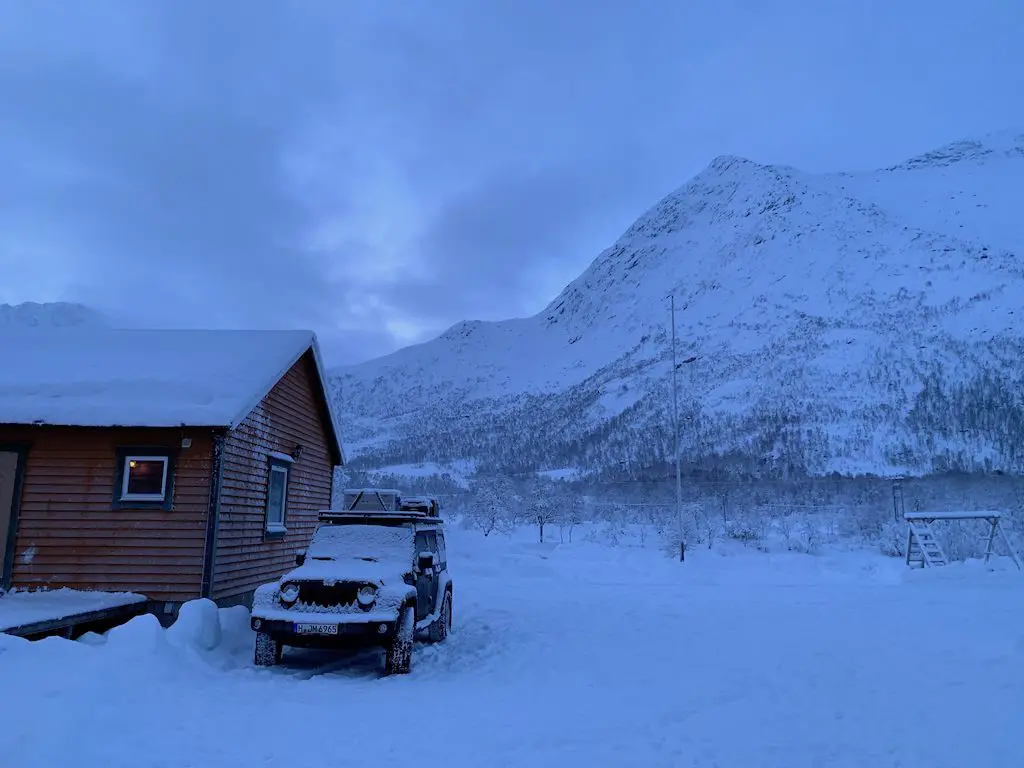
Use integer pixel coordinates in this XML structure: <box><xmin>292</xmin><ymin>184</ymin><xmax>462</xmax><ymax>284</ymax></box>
<box><xmin>289</xmin><ymin>522</ymin><xmax>416</xmax><ymax>586</ymax></box>
<box><xmin>281</xmin><ymin>557</ymin><xmax>409</xmax><ymax>586</ymax></box>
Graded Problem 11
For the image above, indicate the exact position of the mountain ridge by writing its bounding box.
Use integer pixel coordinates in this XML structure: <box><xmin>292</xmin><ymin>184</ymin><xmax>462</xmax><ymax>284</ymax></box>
<box><xmin>332</xmin><ymin>130</ymin><xmax>1024</xmax><ymax>481</ymax></box>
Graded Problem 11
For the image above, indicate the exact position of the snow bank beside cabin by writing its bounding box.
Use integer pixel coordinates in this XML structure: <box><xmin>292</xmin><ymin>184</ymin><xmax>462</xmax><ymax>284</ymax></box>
<box><xmin>0</xmin><ymin>599</ymin><xmax>254</xmax><ymax>673</ymax></box>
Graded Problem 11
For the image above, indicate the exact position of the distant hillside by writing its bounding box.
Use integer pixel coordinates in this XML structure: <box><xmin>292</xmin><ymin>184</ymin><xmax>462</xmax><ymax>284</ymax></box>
<box><xmin>0</xmin><ymin>302</ymin><xmax>109</xmax><ymax>328</ymax></box>
<box><xmin>337</xmin><ymin>131</ymin><xmax>1024</xmax><ymax>481</ymax></box>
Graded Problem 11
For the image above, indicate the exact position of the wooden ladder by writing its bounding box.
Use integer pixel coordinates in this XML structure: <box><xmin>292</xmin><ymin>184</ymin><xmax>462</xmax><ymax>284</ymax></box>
<box><xmin>906</xmin><ymin>518</ymin><xmax>949</xmax><ymax>568</ymax></box>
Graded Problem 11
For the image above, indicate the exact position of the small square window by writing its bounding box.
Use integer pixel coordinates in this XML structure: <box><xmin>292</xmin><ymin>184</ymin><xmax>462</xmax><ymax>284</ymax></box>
<box><xmin>121</xmin><ymin>456</ymin><xmax>169</xmax><ymax>501</ymax></box>
<box><xmin>265</xmin><ymin>462</ymin><xmax>289</xmax><ymax>534</ymax></box>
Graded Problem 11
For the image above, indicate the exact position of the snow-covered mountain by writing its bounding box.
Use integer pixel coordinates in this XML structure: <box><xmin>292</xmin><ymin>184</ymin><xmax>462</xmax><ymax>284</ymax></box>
<box><xmin>333</xmin><ymin>131</ymin><xmax>1024</xmax><ymax>479</ymax></box>
<box><xmin>0</xmin><ymin>302</ymin><xmax>109</xmax><ymax>328</ymax></box>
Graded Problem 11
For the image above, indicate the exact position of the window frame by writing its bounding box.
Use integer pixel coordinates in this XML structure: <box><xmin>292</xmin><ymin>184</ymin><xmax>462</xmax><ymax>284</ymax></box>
<box><xmin>112</xmin><ymin>447</ymin><xmax>176</xmax><ymax>511</ymax></box>
<box><xmin>436</xmin><ymin>531</ymin><xmax>447</xmax><ymax>568</ymax></box>
<box><xmin>415</xmin><ymin>529</ymin><xmax>438</xmax><ymax>556</ymax></box>
<box><xmin>263</xmin><ymin>456</ymin><xmax>291</xmax><ymax>538</ymax></box>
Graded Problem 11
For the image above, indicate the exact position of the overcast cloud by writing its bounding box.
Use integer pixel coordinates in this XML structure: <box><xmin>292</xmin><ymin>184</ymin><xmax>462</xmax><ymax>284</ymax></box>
<box><xmin>2</xmin><ymin>0</ymin><xmax>1022</xmax><ymax>364</ymax></box>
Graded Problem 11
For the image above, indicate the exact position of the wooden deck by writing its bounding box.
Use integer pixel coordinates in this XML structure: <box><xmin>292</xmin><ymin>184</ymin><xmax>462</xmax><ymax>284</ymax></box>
<box><xmin>0</xmin><ymin>588</ymin><xmax>149</xmax><ymax>640</ymax></box>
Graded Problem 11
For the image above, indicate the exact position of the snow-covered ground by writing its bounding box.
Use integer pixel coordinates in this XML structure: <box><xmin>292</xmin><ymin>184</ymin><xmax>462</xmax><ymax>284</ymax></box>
<box><xmin>2</xmin><ymin>526</ymin><xmax>1023</xmax><ymax>767</ymax></box>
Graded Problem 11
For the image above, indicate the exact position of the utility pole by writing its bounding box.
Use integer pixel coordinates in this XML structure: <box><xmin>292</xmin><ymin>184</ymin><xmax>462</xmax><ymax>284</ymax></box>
<box><xmin>670</xmin><ymin>295</ymin><xmax>684</xmax><ymax>562</ymax></box>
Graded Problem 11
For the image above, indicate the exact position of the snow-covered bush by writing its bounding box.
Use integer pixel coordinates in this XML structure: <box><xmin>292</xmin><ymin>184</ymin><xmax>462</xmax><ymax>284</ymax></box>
<box><xmin>877</xmin><ymin>519</ymin><xmax>906</xmax><ymax>558</ymax></box>
<box><xmin>166</xmin><ymin>598</ymin><xmax>222</xmax><ymax>652</ymax></box>
<box><xmin>725</xmin><ymin>509</ymin><xmax>768</xmax><ymax>550</ymax></box>
<box><xmin>791</xmin><ymin>514</ymin><xmax>822</xmax><ymax>554</ymax></box>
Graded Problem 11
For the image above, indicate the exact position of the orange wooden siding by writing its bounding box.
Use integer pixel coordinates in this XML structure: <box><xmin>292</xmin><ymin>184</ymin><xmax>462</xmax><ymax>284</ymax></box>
<box><xmin>211</xmin><ymin>350</ymin><xmax>335</xmax><ymax>601</ymax></box>
<box><xmin>3</xmin><ymin>426</ymin><xmax>214</xmax><ymax>601</ymax></box>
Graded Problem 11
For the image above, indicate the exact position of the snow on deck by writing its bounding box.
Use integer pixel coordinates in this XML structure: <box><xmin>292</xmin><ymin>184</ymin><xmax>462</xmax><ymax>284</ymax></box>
<box><xmin>0</xmin><ymin>588</ymin><xmax>147</xmax><ymax>633</ymax></box>
<box><xmin>0</xmin><ymin>328</ymin><xmax>315</xmax><ymax>427</ymax></box>
<box><xmin>905</xmin><ymin>510</ymin><xmax>1003</xmax><ymax>520</ymax></box>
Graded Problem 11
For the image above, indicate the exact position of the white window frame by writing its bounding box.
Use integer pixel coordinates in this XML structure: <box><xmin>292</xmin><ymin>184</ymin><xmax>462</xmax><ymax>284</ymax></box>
<box><xmin>265</xmin><ymin>463</ymin><xmax>289</xmax><ymax>534</ymax></box>
<box><xmin>120</xmin><ymin>455</ymin><xmax>170</xmax><ymax>502</ymax></box>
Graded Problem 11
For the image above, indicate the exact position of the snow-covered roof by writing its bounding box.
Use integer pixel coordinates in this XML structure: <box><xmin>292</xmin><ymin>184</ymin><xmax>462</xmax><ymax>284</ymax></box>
<box><xmin>0</xmin><ymin>328</ymin><xmax>345</xmax><ymax>462</ymax></box>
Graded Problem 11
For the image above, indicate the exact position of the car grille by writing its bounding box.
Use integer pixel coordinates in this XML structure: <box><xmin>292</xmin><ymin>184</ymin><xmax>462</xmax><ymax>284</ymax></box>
<box><xmin>296</xmin><ymin>582</ymin><xmax>360</xmax><ymax>608</ymax></box>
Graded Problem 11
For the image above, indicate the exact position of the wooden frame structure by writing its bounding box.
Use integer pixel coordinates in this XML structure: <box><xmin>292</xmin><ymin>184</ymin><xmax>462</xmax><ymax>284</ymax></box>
<box><xmin>904</xmin><ymin>511</ymin><xmax>1021</xmax><ymax>570</ymax></box>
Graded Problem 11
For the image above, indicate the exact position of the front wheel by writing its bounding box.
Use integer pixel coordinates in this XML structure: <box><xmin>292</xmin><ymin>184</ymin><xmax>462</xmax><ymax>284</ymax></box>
<box><xmin>254</xmin><ymin>631</ymin><xmax>282</xmax><ymax>667</ymax></box>
<box><xmin>384</xmin><ymin>605</ymin><xmax>415</xmax><ymax>675</ymax></box>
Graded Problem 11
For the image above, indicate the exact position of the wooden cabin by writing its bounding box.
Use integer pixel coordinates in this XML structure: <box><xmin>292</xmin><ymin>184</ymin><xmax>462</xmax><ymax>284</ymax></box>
<box><xmin>0</xmin><ymin>328</ymin><xmax>345</xmax><ymax>619</ymax></box>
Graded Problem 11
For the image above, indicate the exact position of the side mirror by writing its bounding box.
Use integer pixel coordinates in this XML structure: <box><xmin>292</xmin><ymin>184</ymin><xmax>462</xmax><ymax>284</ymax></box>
<box><xmin>417</xmin><ymin>551</ymin><xmax>435</xmax><ymax>571</ymax></box>
<box><xmin>295</xmin><ymin>550</ymin><xmax>306</xmax><ymax>566</ymax></box>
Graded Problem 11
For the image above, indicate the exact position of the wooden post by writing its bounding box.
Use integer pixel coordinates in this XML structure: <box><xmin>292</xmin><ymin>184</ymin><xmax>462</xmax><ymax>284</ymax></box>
<box><xmin>984</xmin><ymin>517</ymin><xmax>998</xmax><ymax>564</ymax></box>
<box><xmin>995</xmin><ymin>520</ymin><xmax>1023</xmax><ymax>570</ymax></box>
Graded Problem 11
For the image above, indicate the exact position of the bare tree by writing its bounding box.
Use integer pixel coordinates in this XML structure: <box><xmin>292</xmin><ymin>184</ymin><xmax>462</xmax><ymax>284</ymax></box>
<box><xmin>468</xmin><ymin>476</ymin><xmax>517</xmax><ymax>536</ymax></box>
<box><xmin>561</xmin><ymin>496</ymin><xmax>584</xmax><ymax>543</ymax></box>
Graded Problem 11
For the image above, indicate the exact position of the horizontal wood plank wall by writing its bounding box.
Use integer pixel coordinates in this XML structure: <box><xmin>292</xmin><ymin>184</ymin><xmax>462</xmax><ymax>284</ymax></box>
<box><xmin>212</xmin><ymin>351</ymin><xmax>334</xmax><ymax>601</ymax></box>
<box><xmin>2</xmin><ymin>426</ymin><xmax>213</xmax><ymax>601</ymax></box>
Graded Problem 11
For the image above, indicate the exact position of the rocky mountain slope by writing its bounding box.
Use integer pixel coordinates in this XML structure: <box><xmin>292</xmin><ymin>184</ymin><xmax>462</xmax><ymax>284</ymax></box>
<box><xmin>339</xmin><ymin>131</ymin><xmax>1024</xmax><ymax>479</ymax></box>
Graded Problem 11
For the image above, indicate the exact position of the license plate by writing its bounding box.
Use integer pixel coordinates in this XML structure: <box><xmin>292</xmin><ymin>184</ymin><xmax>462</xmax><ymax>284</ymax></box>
<box><xmin>294</xmin><ymin>623</ymin><xmax>338</xmax><ymax>635</ymax></box>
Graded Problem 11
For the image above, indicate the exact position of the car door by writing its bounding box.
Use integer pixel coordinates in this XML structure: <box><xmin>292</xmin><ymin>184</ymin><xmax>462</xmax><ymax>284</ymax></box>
<box><xmin>414</xmin><ymin>529</ymin><xmax>439</xmax><ymax>620</ymax></box>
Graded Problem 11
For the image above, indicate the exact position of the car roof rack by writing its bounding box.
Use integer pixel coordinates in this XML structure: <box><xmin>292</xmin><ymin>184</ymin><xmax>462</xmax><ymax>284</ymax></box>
<box><xmin>317</xmin><ymin>509</ymin><xmax>443</xmax><ymax>525</ymax></box>
<box><xmin>340</xmin><ymin>488</ymin><xmax>403</xmax><ymax>512</ymax></box>
<box><xmin>325</xmin><ymin>487</ymin><xmax>443</xmax><ymax>524</ymax></box>
<box><xmin>399</xmin><ymin>495</ymin><xmax>441</xmax><ymax>514</ymax></box>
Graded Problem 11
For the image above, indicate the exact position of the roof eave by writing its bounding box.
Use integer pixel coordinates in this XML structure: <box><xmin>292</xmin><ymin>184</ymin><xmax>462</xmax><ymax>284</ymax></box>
<box><xmin>225</xmin><ymin>333</ymin><xmax>345</xmax><ymax>466</ymax></box>
<box><xmin>308</xmin><ymin>335</ymin><xmax>346</xmax><ymax>466</ymax></box>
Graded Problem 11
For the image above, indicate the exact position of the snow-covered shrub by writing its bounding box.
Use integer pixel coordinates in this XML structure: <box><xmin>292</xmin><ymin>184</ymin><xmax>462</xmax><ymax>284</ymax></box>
<box><xmin>105</xmin><ymin>613</ymin><xmax>170</xmax><ymax>655</ymax></box>
<box><xmin>877</xmin><ymin>519</ymin><xmax>906</xmax><ymax>558</ymax></box>
<box><xmin>725</xmin><ymin>509</ymin><xmax>768</xmax><ymax>550</ymax></box>
<box><xmin>166</xmin><ymin>599</ymin><xmax>222</xmax><ymax>652</ymax></box>
<box><xmin>843</xmin><ymin>505</ymin><xmax>888</xmax><ymax>542</ymax></box>
<box><xmin>584</xmin><ymin>520</ymin><xmax>625</xmax><ymax>547</ymax></box>
<box><xmin>791</xmin><ymin>514</ymin><xmax>822</xmax><ymax>554</ymax></box>
<box><xmin>774</xmin><ymin>512</ymin><xmax>796</xmax><ymax>549</ymax></box>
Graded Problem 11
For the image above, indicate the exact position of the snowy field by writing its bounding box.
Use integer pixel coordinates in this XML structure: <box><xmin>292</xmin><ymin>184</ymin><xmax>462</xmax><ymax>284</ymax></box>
<box><xmin>2</xmin><ymin>525</ymin><xmax>1023</xmax><ymax>768</ymax></box>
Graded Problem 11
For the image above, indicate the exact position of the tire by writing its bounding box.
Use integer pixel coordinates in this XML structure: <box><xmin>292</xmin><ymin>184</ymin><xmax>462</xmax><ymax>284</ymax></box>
<box><xmin>384</xmin><ymin>604</ymin><xmax>415</xmax><ymax>675</ymax></box>
<box><xmin>428</xmin><ymin>590</ymin><xmax>452</xmax><ymax>643</ymax></box>
<box><xmin>254</xmin><ymin>631</ymin><xmax>282</xmax><ymax>667</ymax></box>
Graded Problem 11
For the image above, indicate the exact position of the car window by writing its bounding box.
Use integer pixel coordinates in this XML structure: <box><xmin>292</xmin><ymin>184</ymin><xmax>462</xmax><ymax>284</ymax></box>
<box><xmin>415</xmin><ymin>530</ymin><xmax>437</xmax><ymax>554</ymax></box>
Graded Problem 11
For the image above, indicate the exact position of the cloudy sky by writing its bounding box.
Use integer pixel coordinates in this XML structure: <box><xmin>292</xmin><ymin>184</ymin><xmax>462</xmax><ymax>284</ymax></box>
<box><xmin>2</xmin><ymin>0</ymin><xmax>1022</xmax><ymax>365</ymax></box>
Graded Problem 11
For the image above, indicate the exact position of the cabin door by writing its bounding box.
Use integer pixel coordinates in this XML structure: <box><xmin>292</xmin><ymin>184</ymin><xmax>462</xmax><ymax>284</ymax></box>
<box><xmin>0</xmin><ymin>450</ymin><xmax>25</xmax><ymax>591</ymax></box>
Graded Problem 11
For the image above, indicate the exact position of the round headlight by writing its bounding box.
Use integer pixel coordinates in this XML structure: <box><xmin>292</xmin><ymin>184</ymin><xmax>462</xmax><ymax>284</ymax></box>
<box><xmin>357</xmin><ymin>584</ymin><xmax>377</xmax><ymax>607</ymax></box>
<box><xmin>280</xmin><ymin>583</ymin><xmax>300</xmax><ymax>604</ymax></box>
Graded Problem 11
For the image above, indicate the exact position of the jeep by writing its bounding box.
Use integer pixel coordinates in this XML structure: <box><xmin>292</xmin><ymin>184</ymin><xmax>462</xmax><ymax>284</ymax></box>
<box><xmin>249</xmin><ymin>489</ymin><xmax>453</xmax><ymax>675</ymax></box>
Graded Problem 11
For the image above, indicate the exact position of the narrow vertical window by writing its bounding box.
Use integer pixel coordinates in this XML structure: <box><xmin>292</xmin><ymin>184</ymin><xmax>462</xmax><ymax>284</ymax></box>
<box><xmin>265</xmin><ymin>461</ymin><xmax>290</xmax><ymax>534</ymax></box>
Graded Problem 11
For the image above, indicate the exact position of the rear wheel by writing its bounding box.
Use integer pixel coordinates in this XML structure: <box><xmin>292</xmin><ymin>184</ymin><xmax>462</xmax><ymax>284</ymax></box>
<box><xmin>384</xmin><ymin>605</ymin><xmax>415</xmax><ymax>675</ymax></box>
<box><xmin>254</xmin><ymin>631</ymin><xmax>282</xmax><ymax>667</ymax></box>
<box><xmin>428</xmin><ymin>590</ymin><xmax>452</xmax><ymax>643</ymax></box>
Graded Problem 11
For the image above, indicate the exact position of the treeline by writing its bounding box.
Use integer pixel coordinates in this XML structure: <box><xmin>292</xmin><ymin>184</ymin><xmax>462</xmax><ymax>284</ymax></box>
<box><xmin>334</xmin><ymin>466</ymin><xmax>1024</xmax><ymax>562</ymax></box>
<box><xmin>335</xmin><ymin>334</ymin><xmax>1024</xmax><ymax>480</ymax></box>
